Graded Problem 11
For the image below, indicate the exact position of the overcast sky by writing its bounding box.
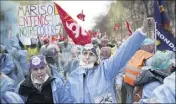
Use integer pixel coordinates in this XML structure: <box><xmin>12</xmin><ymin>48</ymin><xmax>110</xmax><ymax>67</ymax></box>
<box><xmin>55</xmin><ymin>1</ymin><xmax>112</xmax><ymax>30</ymax></box>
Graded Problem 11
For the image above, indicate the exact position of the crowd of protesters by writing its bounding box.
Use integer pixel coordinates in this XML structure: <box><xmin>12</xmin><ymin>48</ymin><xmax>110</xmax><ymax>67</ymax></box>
<box><xmin>0</xmin><ymin>17</ymin><xmax>175</xmax><ymax>103</ymax></box>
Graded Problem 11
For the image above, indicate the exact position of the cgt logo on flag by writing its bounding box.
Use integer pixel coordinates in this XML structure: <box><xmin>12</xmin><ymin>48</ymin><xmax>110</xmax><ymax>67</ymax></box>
<box><xmin>66</xmin><ymin>22</ymin><xmax>87</xmax><ymax>38</ymax></box>
<box><xmin>54</xmin><ymin>2</ymin><xmax>91</xmax><ymax>45</ymax></box>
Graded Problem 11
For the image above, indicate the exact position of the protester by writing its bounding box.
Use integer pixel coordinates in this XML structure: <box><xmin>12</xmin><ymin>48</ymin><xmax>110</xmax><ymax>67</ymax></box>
<box><xmin>137</xmin><ymin>70</ymin><xmax>175</xmax><ymax>103</ymax></box>
<box><xmin>0</xmin><ymin>73</ymin><xmax>16</xmax><ymax>97</ymax></box>
<box><xmin>42</xmin><ymin>44</ymin><xmax>65</xmax><ymax>74</ymax></box>
<box><xmin>1</xmin><ymin>91</ymin><xmax>24</xmax><ymax>104</ymax></box>
<box><xmin>100</xmin><ymin>35</ymin><xmax>109</xmax><ymax>48</ymax></box>
<box><xmin>67</xmin><ymin>17</ymin><xmax>154</xmax><ymax>103</ymax></box>
<box><xmin>59</xmin><ymin>37</ymin><xmax>73</xmax><ymax>61</ymax></box>
<box><xmin>114</xmin><ymin>67</ymin><xmax>125</xmax><ymax>103</ymax></box>
<box><xmin>100</xmin><ymin>46</ymin><xmax>111</xmax><ymax>60</ymax></box>
<box><xmin>108</xmin><ymin>40</ymin><xmax>117</xmax><ymax>56</ymax></box>
<box><xmin>0</xmin><ymin>45</ymin><xmax>17</xmax><ymax>81</ymax></box>
<box><xmin>40</xmin><ymin>38</ymin><xmax>50</xmax><ymax>55</ymax></box>
<box><xmin>17</xmin><ymin>50</ymin><xmax>29</xmax><ymax>78</ymax></box>
<box><xmin>91</xmin><ymin>37</ymin><xmax>101</xmax><ymax>49</ymax></box>
<box><xmin>15</xmin><ymin>55</ymin><xmax>75</xmax><ymax>103</ymax></box>
<box><xmin>27</xmin><ymin>38</ymin><xmax>40</xmax><ymax>60</ymax></box>
<box><xmin>64</xmin><ymin>46</ymin><xmax>82</xmax><ymax>75</ymax></box>
<box><xmin>91</xmin><ymin>37</ymin><xmax>101</xmax><ymax>63</ymax></box>
<box><xmin>122</xmin><ymin>38</ymin><xmax>154</xmax><ymax>103</ymax></box>
<box><xmin>133</xmin><ymin>51</ymin><xmax>173</xmax><ymax>102</ymax></box>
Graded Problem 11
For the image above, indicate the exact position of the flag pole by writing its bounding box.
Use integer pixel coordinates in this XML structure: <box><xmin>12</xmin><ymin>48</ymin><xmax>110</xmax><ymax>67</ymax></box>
<box><xmin>154</xmin><ymin>21</ymin><xmax>157</xmax><ymax>54</ymax></box>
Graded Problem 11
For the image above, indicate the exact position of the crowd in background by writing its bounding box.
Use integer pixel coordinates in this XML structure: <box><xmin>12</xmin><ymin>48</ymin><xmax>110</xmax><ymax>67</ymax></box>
<box><xmin>0</xmin><ymin>17</ymin><xmax>175</xmax><ymax>103</ymax></box>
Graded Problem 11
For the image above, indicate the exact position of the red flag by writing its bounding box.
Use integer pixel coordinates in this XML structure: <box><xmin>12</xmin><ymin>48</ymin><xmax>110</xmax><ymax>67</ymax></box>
<box><xmin>77</xmin><ymin>10</ymin><xmax>85</xmax><ymax>21</ymax></box>
<box><xmin>125</xmin><ymin>21</ymin><xmax>133</xmax><ymax>36</ymax></box>
<box><xmin>54</xmin><ymin>3</ymin><xmax>91</xmax><ymax>45</ymax></box>
<box><xmin>113</xmin><ymin>24</ymin><xmax>120</xmax><ymax>31</ymax></box>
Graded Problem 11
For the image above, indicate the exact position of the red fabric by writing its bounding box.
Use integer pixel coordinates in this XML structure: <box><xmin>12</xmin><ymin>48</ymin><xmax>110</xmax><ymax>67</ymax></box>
<box><xmin>39</xmin><ymin>36</ymin><xmax>49</xmax><ymax>42</ymax></box>
<box><xmin>77</xmin><ymin>10</ymin><xmax>85</xmax><ymax>21</ymax></box>
<box><xmin>51</xmin><ymin>35</ymin><xmax>59</xmax><ymax>44</ymax></box>
<box><xmin>59</xmin><ymin>35</ymin><xmax>67</xmax><ymax>41</ymax></box>
<box><xmin>125</xmin><ymin>21</ymin><xmax>133</xmax><ymax>36</ymax></box>
<box><xmin>88</xmin><ymin>30</ymin><xmax>99</xmax><ymax>38</ymax></box>
<box><xmin>55</xmin><ymin>3</ymin><xmax>91</xmax><ymax>45</ymax></box>
<box><xmin>113</xmin><ymin>24</ymin><xmax>120</xmax><ymax>31</ymax></box>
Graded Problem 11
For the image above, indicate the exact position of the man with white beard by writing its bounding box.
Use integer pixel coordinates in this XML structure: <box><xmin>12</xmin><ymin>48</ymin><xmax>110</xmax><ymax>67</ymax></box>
<box><xmin>15</xmin><ymin>55</ymin><xmax>75</xmax><ymax>103</ymax></box>
<box><xmin>68</xmin><ymin>17</ymin><xmax>154</xmax><ymax>103</ymax></box>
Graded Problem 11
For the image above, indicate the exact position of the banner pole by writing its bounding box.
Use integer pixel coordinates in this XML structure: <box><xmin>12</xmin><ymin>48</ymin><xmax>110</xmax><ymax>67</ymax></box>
<box><xmin>154</xmin><ymin>21</ymin><xmax>157</xmax><ymax>54</ymax></box>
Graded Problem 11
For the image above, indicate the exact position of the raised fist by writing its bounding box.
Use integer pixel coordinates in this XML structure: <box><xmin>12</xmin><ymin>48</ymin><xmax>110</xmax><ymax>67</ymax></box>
<box><xmin>141</xmin><ymin>14</ymin><xmax>155</xmax><ymax>33</ymax></box>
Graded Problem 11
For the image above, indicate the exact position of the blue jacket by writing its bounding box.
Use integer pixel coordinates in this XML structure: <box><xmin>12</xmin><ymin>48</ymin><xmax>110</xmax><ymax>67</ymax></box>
<box><xmin>15</xmin><ymin>76</ymin><xmax>75</xmax><ymax>103</ymax></box>
<box><xmin>13</xmin><ymin>59</ymin><xmax>25</xmax><ymax>84</ymax></box>
<box><xmin>0</xmin><ymin>73</ymin><xmax>16</xmax><ymax>96</ymax></box>
<box><xmin>141</xmin><ymin>81</ymin><xmax>161</xmax><ymax>99</ymax></box>
<box><xmin>1</xmin><ymin>53</ymin><xmax>16</xmax><ymax>81</ymax></box>
<box><xmin>1</xmin><ymin>91</ymin><xmax>24</xmax><ymax>104</ymax></box>
<box><xmin>151</xmin><ymin>72</ymin><xmax>176</xmax><ymax>103</ymax></box>
<box><xmin>18</xmin><ymin>50</ymin><xmax>29</xmax><ymax>77</ymax></box>
<box><xmin>64</xmin><ymin>59</ymin><xmax>80</xmax><ymax>75</ymax></box>
<box><xmin>68</xmin><ymin>29</ymin><xmax>146</xmax><ymax>103</ymax></box>
<box><xmin>139</xmin><ymin>72</ymin><xmax>175</xmax><ymax>103</ymax></box>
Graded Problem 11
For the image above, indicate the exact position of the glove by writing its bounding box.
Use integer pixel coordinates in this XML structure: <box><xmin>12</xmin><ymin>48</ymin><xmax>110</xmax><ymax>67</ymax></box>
<box><xmin>141</xmin><ymin>14</ymin><xmax>154</xmax><ymax>33</ymax></box>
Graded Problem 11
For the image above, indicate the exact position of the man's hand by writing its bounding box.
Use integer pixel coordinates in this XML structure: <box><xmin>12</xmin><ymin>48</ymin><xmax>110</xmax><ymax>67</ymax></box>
<box><xmin>141</xmin><ymin>14</ymin><xmax>155</xmax><ymax>33</ymax></box>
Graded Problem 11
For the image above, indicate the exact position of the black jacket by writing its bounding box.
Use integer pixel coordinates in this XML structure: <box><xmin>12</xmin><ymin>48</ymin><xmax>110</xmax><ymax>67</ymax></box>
<box><xmin>19</xmin><ymin>76</ymin><xmax>55</xmax><ymax>104</ymax></box>
<box><xmin>134</xmin><ymin>68</ymin><xmax>169</xmax><ymax>86</ymax></box>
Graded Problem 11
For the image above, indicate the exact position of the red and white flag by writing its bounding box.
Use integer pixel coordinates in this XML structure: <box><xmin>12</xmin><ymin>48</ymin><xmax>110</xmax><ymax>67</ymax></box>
<box><xmin>125</xmin><ymin>20</ymin><xmax>133</xmax><ymax>36</ymax></box>
<box><xmin>54</xmin><ymin>3</ymin><xmax>91</xmax><ymax>45</ymax></box>
<box><xmin>77</xmin><ymin>10</ymin><xmax>85</xmax><ymax>21</ymax></box>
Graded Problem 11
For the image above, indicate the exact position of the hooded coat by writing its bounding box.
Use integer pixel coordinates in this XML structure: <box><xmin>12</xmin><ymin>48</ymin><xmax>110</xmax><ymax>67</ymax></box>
<box><xmin>1</xmin><ymin>53</ymin><xmax>16</xmax><ymax>81</ymax></box>
<box><xmin>68</xmin><ymin>28</ymin><xmax>146</xmax><ymax>103</ymax></box>
<box><xmin>0</xmin><ymin>73</ymin><xmax>16</xmax><ymax>98</ymax></box>
<box><xmin>15</xmin><ymin>75</ymin><xmax>75</xmax><ymax>103</ymax></box>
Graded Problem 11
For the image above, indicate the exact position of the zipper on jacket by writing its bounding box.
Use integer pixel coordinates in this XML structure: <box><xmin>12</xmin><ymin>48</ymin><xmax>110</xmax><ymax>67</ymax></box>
<box><xmin>83</xmin><ymin>72</ymin><xmax>86</xmax><ymax>103</ymax></box>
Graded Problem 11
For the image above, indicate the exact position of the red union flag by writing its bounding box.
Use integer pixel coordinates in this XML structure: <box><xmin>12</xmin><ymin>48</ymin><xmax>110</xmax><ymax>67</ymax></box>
<box><xmin>77</xmin><ymin>10</ymin><xmax>85</xmax><ymax>21</ymax></box>
<box><xmin>54</xmin><ymin>3</ymin><xmax>91</xmax><ymax>45</ymax></box>
<box><xmin>125</xmin><ymin>21</ymin><xmax>133</xmax><ymax>36</ymax></box>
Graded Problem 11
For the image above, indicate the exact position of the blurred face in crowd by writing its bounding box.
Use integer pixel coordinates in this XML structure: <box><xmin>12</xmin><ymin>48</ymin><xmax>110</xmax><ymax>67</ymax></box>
<box><xmin>100</xmin><ymin>47</ymin><xmax>111</xmax><ymax>60</ymax></box>
<box><xmin>64</xmin><ymin>39</ymin><xmax>68</xmax><ymax>46</ymax></box>
<box><xmin>46</xmin><ymin>55</ymin><xmax>58</xmax><ymax>65</ymax></box>
<box><xmin>101</xmin><ymin>40</ymin><xmax>108</xmax><ymax>47</ymax></box>
<box><xmin>31</xmin><ymin>66</ymin><xmax>47</xmax><ymax>82</ymax></box>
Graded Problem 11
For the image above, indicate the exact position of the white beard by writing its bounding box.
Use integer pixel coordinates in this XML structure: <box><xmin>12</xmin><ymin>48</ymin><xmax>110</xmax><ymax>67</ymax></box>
<box><xmin>79</xmin><ymin>60</ymin><xmax>94</xmax><ymax>69</ymax></box>
<box><xmin>31</xmin><ymin>74</ymin><xmax>49</xmax><ymax>84</ymax></box>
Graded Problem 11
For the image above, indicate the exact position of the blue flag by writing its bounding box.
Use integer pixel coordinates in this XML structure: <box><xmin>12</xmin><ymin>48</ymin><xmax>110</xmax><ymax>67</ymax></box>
<box><xmin>154</xmin><ymin>0</ymin><xmax>176</xmax><ymax>52</ymax></box>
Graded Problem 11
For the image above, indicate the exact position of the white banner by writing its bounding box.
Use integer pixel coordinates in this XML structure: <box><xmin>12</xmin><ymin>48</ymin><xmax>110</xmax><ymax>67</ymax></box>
<box><xmin>18</xmin><ymin>3</ymin><xmax>61</xmax><ymax>37</ymax></box>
